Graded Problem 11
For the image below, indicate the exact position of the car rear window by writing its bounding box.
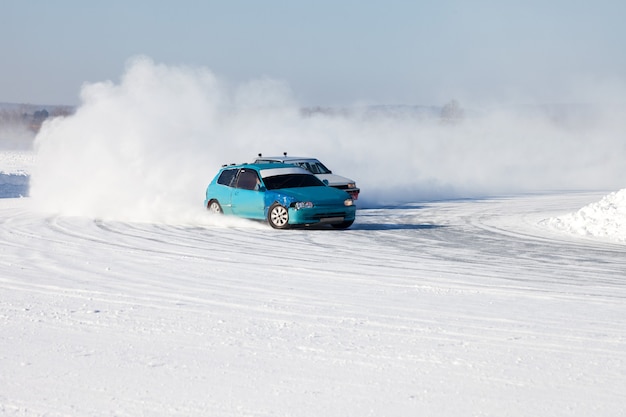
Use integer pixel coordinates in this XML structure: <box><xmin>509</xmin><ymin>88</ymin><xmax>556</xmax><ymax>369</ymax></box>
<box><xmin>217</xmin><ymin>169</ymin><xmax>238</xmax><ymax>186</ymax></box>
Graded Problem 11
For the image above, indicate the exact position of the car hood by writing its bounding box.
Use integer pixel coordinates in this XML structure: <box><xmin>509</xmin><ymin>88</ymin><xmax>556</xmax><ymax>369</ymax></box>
<box><xmin>315</xmin><ymin>173</ymin><xmax>355</xmax><ymax>186</ymax></box>
<box><xmin>270</xmin><ymin>186</ymin><xmax>351</xmax><ymax>204</ymax></box>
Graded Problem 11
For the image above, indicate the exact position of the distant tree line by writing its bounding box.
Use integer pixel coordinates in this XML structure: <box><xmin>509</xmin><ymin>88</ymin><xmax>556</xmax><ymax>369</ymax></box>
<box><xmin>439</xmin><ymin>100</ymin><xmax>464</xmax><ymax>125</ymax></box>
<box><xmin>0</xmin><ymin>105</ymin><xmax>74</xmax><ymax>133</ymax></box>
<box><xmin>301</xmin><ymin>101</ymin><xmax>465</xmax><ymax>125</ymax></box>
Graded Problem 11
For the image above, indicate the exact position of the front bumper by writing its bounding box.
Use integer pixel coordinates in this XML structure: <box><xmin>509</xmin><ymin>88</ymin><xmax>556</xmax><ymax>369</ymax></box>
<box><xmin>288</xmin><ymin>205</ymin><xmax>356</xmax><ymax>225</ymax></box>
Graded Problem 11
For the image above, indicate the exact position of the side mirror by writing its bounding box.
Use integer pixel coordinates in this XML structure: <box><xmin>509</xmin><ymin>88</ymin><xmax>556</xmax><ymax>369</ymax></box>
<box><xmin>322</xmin><ymin>179</ymin><xmax>330</xmax><ymax>186</ymax></box>
<box><xmin>258</xmin><ymin>185</ymin><xmax>267</xmax><ymax>192</ymax></box>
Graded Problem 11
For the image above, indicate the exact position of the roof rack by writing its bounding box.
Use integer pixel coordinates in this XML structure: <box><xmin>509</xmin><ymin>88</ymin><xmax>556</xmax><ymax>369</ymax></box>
<box><xmin>257</xmin><ymin>152</ymin><xmax>288</xmax><ymax>157</ymax></box>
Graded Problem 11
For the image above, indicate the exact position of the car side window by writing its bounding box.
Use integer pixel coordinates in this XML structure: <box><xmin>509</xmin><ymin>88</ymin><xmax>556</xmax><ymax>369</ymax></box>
<box><xmin>294</xmin><ymin>162</ymin><xmax>311</xmax><ymax>172</ymax></box>
<box><xmin>235</xmin><ymin>169</ymin><xmax>261</xmax><ymax>191</ymax></box>
<box><xmin>217</xmin><ymin>169</ymin><xmax>238</xmax><ymax>187</ymax></box>
<box><xmin>310</xmin><ymin>161</ymin><xmax>331</xmax><ymax>174</ymax></box>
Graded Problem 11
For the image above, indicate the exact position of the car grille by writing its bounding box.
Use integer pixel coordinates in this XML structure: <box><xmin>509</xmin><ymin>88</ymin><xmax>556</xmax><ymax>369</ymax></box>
<box><xmin>302</xmin><ymin>207</ymin><xmax>349</xmax><ymax>221</ymax></box>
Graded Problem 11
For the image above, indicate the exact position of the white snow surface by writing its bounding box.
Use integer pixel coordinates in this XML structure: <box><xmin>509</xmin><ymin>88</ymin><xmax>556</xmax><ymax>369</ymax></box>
<box><xmin>546</xmin><ymin>188</ymin><xmax>626</xmax><ymax>243</ymax></box>
<box><xmin>2</xmin><ymin>59</ymin><xmax>626</xmax><ymax>415</ymax></box>
<box><xmin>1</xmin><ymin>151</ymin><xmax>626</xmax><ymax>417</ymax></box>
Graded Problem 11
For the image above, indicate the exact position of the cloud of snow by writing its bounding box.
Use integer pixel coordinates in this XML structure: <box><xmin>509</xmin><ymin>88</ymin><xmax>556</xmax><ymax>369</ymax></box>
<box><xmin>0</xmin><ymin>124</ymin><xmax>36</xmax><ymax>150</ymax></box>
<box><xmin>30</xmin><ymin>56</ymin><xmax>626</xmax><ymax>223</ymax></box>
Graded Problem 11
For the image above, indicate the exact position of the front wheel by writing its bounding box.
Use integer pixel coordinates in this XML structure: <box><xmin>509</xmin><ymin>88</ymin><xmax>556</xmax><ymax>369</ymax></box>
<box><xmin>207</xmin><ymin>200</ymin><xmax>222</xmax><ymax>214</ymax></box>
<box><xmin>268</xmin><ymin>203</ymin><xmax>290</xmax><ymax>229</ymax></box>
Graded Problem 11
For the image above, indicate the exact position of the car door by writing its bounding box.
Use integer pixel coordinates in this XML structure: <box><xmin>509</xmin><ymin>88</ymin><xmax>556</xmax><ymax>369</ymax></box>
<box><xmin>231</xmin><ymin>169</ymin><xmax>266</xmax><ymax>219</ymax></box>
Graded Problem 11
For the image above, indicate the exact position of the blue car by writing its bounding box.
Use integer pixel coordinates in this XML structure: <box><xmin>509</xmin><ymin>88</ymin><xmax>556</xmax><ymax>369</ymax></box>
<box><xmin>204</xmin><ymin>163</ymin><xmax>356</xmax><ymax>229</ymax></box>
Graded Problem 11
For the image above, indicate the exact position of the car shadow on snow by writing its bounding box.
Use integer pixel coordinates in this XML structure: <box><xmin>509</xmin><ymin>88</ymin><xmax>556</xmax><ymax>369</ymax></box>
<box><xmin>340</xmin><ymin>204</ymin><xmax>445</xmax><ymax>231</ymax></box>
<box><xmin>297</xmin><ymin>222</ymin><xmax>445</xmax><ymax>231</ymax></box>
<box><xmin>350</xmin><ymin>223</ymin><xmax>445</xmax><ymax>231</ymax></box>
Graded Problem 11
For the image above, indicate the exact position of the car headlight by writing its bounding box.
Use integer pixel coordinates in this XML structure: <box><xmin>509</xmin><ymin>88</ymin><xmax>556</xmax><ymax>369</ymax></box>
<box><xmin>293</xmin><ymin>201</ymin><xmax>314</xmax><ymax>209</ymax></box>
<box><xmin>344</xmin><ymin>199</ymin><xmax>354</xmax><ymax>206</ymax></box>
<box><xmin>347</xmin><ymin>183</ymin><xmax>356</xmax><ymax>189</ymax></box>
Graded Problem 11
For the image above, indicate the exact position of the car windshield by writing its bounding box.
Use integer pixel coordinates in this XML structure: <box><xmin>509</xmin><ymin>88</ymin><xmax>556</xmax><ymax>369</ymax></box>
<box><xmin>263</xmin><ymin>174</ymin><xmax>325</xmax><ymax>190</ymax></box>
<box><xmin>255</xmin><ymin>158</ymin><xmax>332</xmax><ymax>175</ymax></box>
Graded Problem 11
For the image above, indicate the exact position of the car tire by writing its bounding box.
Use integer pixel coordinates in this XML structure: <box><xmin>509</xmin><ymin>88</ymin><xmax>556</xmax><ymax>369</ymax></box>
<box><xmin>268</xmin><ymin>203</ymin><xmax>290</xmax><ymax>229</ymax></box>
<box><xmin>331</xmin><ymin>220</ymin><xmax>354</xmax><ymax>229</ymax></box>
<box><xmin>207</xmin><ymin>200</ymin><xmax>222</xmax><ymax>214</ymax></box>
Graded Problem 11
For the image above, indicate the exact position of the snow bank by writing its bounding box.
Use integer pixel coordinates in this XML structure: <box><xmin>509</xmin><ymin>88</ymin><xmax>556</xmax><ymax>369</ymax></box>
<box><xmin>546</xmin><ymin>189</ymin><xmax>626</xmax><ymax>243</ymax></box>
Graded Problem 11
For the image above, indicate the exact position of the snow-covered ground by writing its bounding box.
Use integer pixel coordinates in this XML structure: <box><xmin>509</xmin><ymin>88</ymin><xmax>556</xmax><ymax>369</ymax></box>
<box><xmin>2</xmin><ymin>59</ymin><xmax>626</xmax><ymax>416</ymax></box>
<box><xmin>1</xmin><ymin>149</ymin><xmax>625</xmax><ymax>416</ymax></box>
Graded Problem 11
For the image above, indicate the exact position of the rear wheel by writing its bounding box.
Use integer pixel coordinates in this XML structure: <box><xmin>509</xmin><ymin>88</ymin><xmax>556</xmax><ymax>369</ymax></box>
<box><xmin>268</xmin><ymin>203</ymin><xmax>290</xmax><ymax>229</ymax></box>
<box><xmin>207</xmin><ymin>200</ymin><xmax>222</xmax><ymax>214</ymax></box>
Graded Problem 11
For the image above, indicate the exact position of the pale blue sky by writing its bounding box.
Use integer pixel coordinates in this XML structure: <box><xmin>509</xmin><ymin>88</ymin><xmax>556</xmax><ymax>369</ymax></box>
<box><xmin>2</xmin><ymin>0</ymin><xmax>625</xmax><ymax>106</ymax></box>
